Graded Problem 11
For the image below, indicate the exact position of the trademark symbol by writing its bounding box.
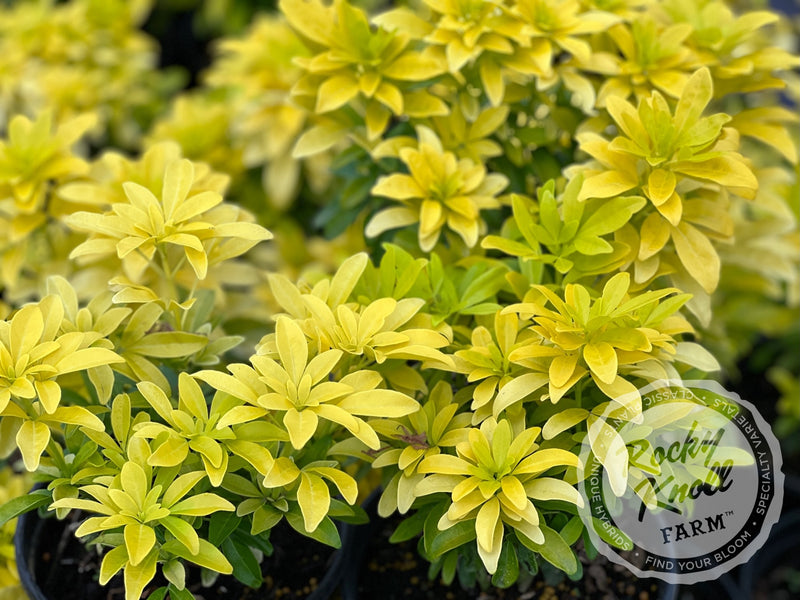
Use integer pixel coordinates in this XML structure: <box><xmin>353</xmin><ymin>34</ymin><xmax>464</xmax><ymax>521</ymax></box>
<box><xmin>725</xmin><ymin>511</ymin><xmax>734</xmax><ymax>517</ymax></box>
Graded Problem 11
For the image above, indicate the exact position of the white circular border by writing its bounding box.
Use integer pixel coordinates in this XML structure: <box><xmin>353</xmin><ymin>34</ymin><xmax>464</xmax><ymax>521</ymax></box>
<box><xmin>577</xmin><ymin>379</ymin><xmax>785</xmax><ymax>585</ymax></box>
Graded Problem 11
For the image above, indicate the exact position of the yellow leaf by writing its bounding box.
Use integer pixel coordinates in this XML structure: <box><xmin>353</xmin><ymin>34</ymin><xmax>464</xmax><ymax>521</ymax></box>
<box><xmin>169</xmin><ymin>493</ymin><xmax>235</xmax><ymax>517</ymax></box>
<box><xmin>583</xmin><ymin>342</ymin><xmax>618</xmax><ymax>385</ymax></box>
<box><xmin>365</xmin><ymin>207</ymin><xmax>419</xmax><ymax>238</ymax></box>
<box><xmin>46</xmin><ymin>406</ymin><xmax>104</xmax><ymax>431</ymax></box>
<box><xmin>480</xmin><ymin>59</ymin><xmax>505</xmax><ymax>107</ymax></box>
<box><xmin>492</xmin><ymin>373</ymin><xmax>548</xmax><ymax>417</ymax></box>
<box><xmin>403</xmin><ymin>91</ymin><xmax>449</xmax><ymax>118</ymax></box>
<box><xmin>366</xmin><ymin>100</ymin><xmax>391</xmax><ymax>140</ymax></box>
<box><xmin>587</xmin><ymin>415</ymin><xmax>628</xmax><ymax>496</ymax></box>
<box><xmin>606</xmin><ymin>95</ymin><xmax>646</xmax><ymax>142</ymax></box>
<box><xmin>328</xmin><ymin>252</ymin><xmax>369</xmax><ymax>308</ymax></box>
<box><xmin>34</xmin><ymin>380</ymin><xmax>61</xmax><ymax>414</ymax></box>
<box><xmin>137</xmin><ymin>381</ymin><xmax>174</xmax><ymax>423</ymax></box>
<box><xmin>655</xmin><ymin>191</ymin><xmax>682</xmax><ymax>226</ymax></box>
<box><xmin>592</xmin><ymin>374</ymin><xmax>641</xmax><ymax>417</ymax></box>
<box><xmin>284</xmin><ymin>408</ymin><xmax>318</xmax><ymax>449</ymax></box>
<box><xmin>550</xmin><ymin>353</ymin><xmax>579</xmax><ymax>389</ymax></box>
<box><xmin>476</xmin><ymin>505</ymin><xmax>504</xmax><ymax>574</ymax></box>
<box><xmin>275</xmin><ymin>317</ymin><xmax>308</xmax><ymax>382</ymax></box>
<box><xmin>373</xmin><ymin>7</ymin><xmax>432</xmax><ymax>38</ymax></box>
<box><xmin>124</xmin><ymin>523</ymin><xmax>156</xmax><ymax>567</ymax></box>
<box><xmin>372</xmin><ymin>174</ymin><xmax>423</xmax><ymax>200</ymax></box>
<box><xmin>162</xmin><ymin>472</ymin><xmax>208</xmax><ymax>508</ymax></box>
<box><xmin>647</xmin><ymin>169</ymin><xmax>676</xmax><ymax>206</ymax></box>
<box><xmin>373</xmin><ymin>82</ymin><xmax>403</xmax><ymax>115</ymax></box>
<box><xmin>99</xmin><ymin>546</ymin><xmax>128</xmax><ymax>585</ymax></box>
<box><xmin>120</xmin><ymin>462</ymin><xmax>149</xmax><ymax>509</ymax></box>
<box><xmin>674</xmin><ymin>342</ymin><xmax>720</xmax><ymax>372</ymax></box>
<box><xmin>16</xmin><ymin>420</ymin><xmax>50</xmax><ymax>471</ymax></box>
<box><xmin>161</xmin><ymin>159</ymin><xmax>194</xmax><ymax>219</ymax></box>
<box><xmin>123</xmin><ymin>547</ymin><xmax>158</xmax><ymax>600</ymax></box>
<box><xmin>542</xmin><ymin>408</ymin><xmax>589</xmax><ymax>440</ymax></box>
<box><xmin>312</xmin><ymin>467</ymin><xmax>358</xmax><ymax>504</ymax></box>
<box><xmin>336</xmin><ymin>389</ymin><xmax>418</xmax><ymax>417</ymax></box>
<box><xmin>227</xmin><ymin>440</ymin><xmax>274</xmax><ymax>476</ymax></box>
<box><xmin>417</xmin><ymin>454</ymin><xmax>470</xmax><ymax>475</ymax></box>
<box><xmin>397</xmin><ymin>471</ymin><xmax>425</xmax><ymax>514</ymax></box>
<box><xmin>279</xmin><ymin>0</ymin><xmax>333</xmax><ymax>46</ymax></box>
<box><xmin>500</xmin><ymin>476</ymin><xmax>527</xmax><ymax>511</ymax></box>
<box><xmin>476</xmin><ymin>497</ymin><xmax>500</xmax><ymax>552</ymax></box>
<box><xmin>671</xmin><ymin>221</ymin><xmax>720</xmax><ymax>293</ymax></box>
<box><xmin>316</xmin><ymin>75</ymin><xmax>360</xmax><ymax>113</ymax></box>
<box><xmin>177</xmin><ymin>373</ymin><xmax>207</xmax><ymax>420</ymax></box>
<box><xmin>293</xmin><ymin>123</ymin><xmax>347</xmax><ymax>158</ymax></box>
<box><xmin>515</xmin><ymin>448</ymin><xmax>579</xmax><ymax>475</ymax></box>
<box><xmin>674</xmin><ymin>155</ymin><xmax>758</xmax><ymax>197</ymax></box>
<box><xmin>148</xmin><ymin>437</ymin><xmax>189</xmax><ymax>467</ymax></box>
<box><xmin>193</xmin><ymin>370</ymin><xmax>258</xmax><ymax>404</ymax></box>
<box><xmin>673</xmin><ymin>67</ymin><xmax>712</xmax><ymax>135</ymax></box>
<box><xmin>130</xmin><ymin>332</ymin><xmax>207</xmax><ymax>359</ymax></box>
<box><xmin>161</xmin><ymin>516</ymin><xmax>200</xmax><ymax>555</ymax></box>
<box><xmin>298</xmin><ymin>472</ymin><xmax>330</xmax><ymax>532</ymax></box>
<box><xmin>383</xmin><ymin>52</ymin><xmax>445</xmax><ymax>81</ymax></box>
<box><xmin>10</xmin><ymin>304</ymin><xmax>43</xmax><ymax>356</ymax></box>
<box><xmin>578</xmin><ymin>170</ymin><xmax>638</xmax><ymax>201</ymax></box>
<box><xmin>525</xmin><ymin>477</ymin><xmax>583</xmax><ymax>507</ymax></box>
<box><xmin>638</xmin><ymin>213</ymin><xmax>671</xmax><ymax>260</ymax></box>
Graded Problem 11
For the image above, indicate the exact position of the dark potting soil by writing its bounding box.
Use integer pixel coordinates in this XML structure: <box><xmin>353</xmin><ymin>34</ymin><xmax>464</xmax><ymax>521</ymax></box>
<box><xmin>27</xmin><ymin>513</ymin><xmax>337</xmax><ymax>600</ymax></box>
<box><xmin>352</xmin><ymin>514</ymin><xmax>668</xmax><ymax>600</ymax></box>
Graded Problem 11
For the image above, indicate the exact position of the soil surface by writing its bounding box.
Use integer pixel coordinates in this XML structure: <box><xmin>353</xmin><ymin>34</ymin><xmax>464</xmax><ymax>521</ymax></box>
<box><xmin>24</xmin><ymin>515</ymin><xmax>338</xmax><ymax>600</ymax></box>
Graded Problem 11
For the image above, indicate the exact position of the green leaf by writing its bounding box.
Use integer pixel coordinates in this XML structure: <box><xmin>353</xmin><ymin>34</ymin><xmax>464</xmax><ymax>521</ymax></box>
<box><xmin>591</xmin><ymin>517</ymin><xmax>633</xmax><ymax>550</ymax></box>
<box><xmin>578</xmin><ymin>196</ymin><xmax>646</xmax><ymax>238</ymax></box>
<box><xmin>429</xmin><ymin>520</ymin><xmax>477</xmax><ymax>559</ymax></box>
<box><xmin>560</xmin><ymin>516</ymin><xmax>585</xmax><ymax>546</ymax></box>
<box><xmin>572</xmin><ymin>236</ymin><xmax>613</xmax><ymax>256</ymax></box>
<box><xmin>511</xmin><ymin>195</ymin><xmax>540</xmax><ymax>249</ymax></box>
<box><xmin>147</xmin><ymin>587</ymin><xmax>168</xmax><ymax>600</ymax></box>
<box><xmin>233</xmin><ymin>529</ymin><xmax>273</xmax><ymax>557</ymax></box>
<box><xmin>163</xmin><ymin>560</ymin><xmax>186</xmax><ymax>591</ymax></box>
<box><xmin>285</xmin><ymin>511</ymin><xmax>341</xmax><ymax>548</ymax></box>
<box><xmin>515</xmin><ymin>525</ymin><xmax>578</xmax><ymax>575</ymax></box>
<box><xmin>162</xmin><ymin>538</ymin><xmax>233</xmax><ymax>574</ymax></box>
<box><xmin>491</xmin><ymin>541</ymin><xmax>519</xmax><ymax>588</ymax></box>
<box><xmin>422</xmin><ymin>501</ymin><xmax>448</xmax><ymax>555</ymax></box>
<box><xmin>221</xmin><ymin>538</ymin><xmax>262</xmax><ymax>589</ymax></box>
<box><xmin>167</xmin><ymin>584</ymin><xmax>195</xmax><ymax>600</ymax></box>
<box><xmin>209</xmin><ymin>511</ymin><xmax>242</xmax><ymax>546</ymax></box>
<box><xmin>389</xmin><ymin>510</ymin><xmax>426</xmax><ymax>543</ymax></box>
<box><xmin>0</xmin><ymin>489</ymin><xmax>51</xmax><ymax>527</ymax></box>
<box><xmin>441</xmin><ymin>551</ymin><xmax>458</xmax><ymax>585</ymax></box>
<box><xmin>460</xmin><ymin>267</ymin><xmax>507</xmax><ymax>309</ymax></box>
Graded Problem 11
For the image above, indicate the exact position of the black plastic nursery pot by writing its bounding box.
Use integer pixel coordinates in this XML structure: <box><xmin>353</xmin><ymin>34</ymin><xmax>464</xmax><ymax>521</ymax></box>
<box><xmin>14</xmin><ymin>508</ymin><xmax>343</xmax><ymax>600</ymax></box>
<box><xmin>337</xmin><ymin>490</ymin><xmax>680</xmax><ymax>600</ymax></box>
<box><xmin>337</xmin><ymin>474</ymin><xmax>800</xmax><ymax>600</ymax></box>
